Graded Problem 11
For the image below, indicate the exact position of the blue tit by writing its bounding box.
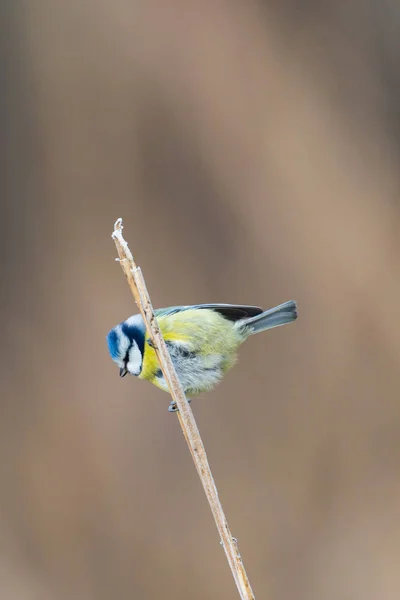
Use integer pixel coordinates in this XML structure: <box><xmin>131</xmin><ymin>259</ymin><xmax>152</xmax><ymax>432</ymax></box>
<box><xmin>107</xmin><ymin>301</ymin><xmax>297</xmax><ymax>408</ymax></box>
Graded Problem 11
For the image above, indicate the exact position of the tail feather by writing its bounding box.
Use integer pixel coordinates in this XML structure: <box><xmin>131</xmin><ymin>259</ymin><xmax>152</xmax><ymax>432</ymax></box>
<box><xmin>239</xmin><ymin>300</ymin><xmax>298</xmax><ymax>334</ymax></box>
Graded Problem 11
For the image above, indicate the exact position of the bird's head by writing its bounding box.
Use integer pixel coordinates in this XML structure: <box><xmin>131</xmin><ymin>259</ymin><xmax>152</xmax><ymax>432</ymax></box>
<box><xmin>107</xmin><ymin>315</ymin><xmax>145</xmax><ymax>377</ymax></box>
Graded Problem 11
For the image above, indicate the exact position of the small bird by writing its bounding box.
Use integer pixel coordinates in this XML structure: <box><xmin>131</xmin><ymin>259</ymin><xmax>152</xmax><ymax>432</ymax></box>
<box><xmin>107</xmin><ymin>301</ymin><xmax>297</xmax><ymax>410</ymax></box>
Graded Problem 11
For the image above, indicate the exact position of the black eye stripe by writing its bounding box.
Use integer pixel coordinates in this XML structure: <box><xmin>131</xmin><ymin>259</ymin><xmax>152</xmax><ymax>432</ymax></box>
<box><xmin>123</xmin><ymin>341</ymin><xmax>134</xmax><ymax>365</ymax></box>
<box><xmin>121</xmin><ymin>323</ymin><xmax>145</xmax><ymax>359</ymax></box>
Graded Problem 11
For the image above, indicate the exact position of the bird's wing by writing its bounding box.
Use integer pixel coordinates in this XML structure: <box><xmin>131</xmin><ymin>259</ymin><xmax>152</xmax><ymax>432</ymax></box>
<box><xmin>154</xmin><ymin>304</ymin><xmax>263</xmax><ymax>322</ymax></box>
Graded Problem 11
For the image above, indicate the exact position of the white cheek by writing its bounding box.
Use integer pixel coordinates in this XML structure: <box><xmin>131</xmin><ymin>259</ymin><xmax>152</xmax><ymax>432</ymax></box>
<box><xmin>127</xmin><ymin>343</ymin><xmax>143</xmax><ymax>376</ymax></box>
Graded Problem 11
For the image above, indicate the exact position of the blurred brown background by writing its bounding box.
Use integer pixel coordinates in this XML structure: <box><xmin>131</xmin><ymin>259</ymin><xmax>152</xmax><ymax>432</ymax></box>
<box><xmin>1</xmin><ymin>1</ymin><xmax>400</xmax><ymax>599</ymax></box>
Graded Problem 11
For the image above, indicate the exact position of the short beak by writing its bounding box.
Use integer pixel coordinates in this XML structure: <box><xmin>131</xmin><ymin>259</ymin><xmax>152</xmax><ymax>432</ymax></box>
<box><xmin>119</xmin><ymin>367</ymin><xmax>128</xmax><ymax>378</ymax></box>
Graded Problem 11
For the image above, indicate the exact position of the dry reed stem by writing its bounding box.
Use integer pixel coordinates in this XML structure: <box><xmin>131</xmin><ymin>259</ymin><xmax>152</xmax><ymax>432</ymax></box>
<box><xmin>112</xmin><ymin>218</ymin><xmax>256</xmax><ymax>600</ymax></box>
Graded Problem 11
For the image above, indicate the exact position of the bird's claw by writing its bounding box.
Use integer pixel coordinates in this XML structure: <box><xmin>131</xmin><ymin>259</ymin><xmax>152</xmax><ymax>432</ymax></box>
<box><xmin>168</xmin><ymin>398</ymin><xmax>191</xmax><ymax>413</ymax></box>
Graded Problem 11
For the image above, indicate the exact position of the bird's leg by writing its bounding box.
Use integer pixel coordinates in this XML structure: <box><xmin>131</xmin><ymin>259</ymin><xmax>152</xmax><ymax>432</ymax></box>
<box><xmin>168</xmin><ymin>398</ymin><xmax>191</xmax><ymax>413</ymax></box>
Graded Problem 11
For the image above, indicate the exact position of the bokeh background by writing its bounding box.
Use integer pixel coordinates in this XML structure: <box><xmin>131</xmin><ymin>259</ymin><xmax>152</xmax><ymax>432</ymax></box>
<box><xmin>1</xmin><ymin>1</ymin><xmax>400</xmax><ymax>599</ymax></box>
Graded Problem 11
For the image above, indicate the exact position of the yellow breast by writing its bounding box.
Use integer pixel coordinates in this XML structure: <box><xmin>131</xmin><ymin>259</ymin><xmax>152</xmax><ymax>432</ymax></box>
<box><xmin>139</xmin><ymin>309</ymin><xmax>244</xmax><ymax>393</ymax></box>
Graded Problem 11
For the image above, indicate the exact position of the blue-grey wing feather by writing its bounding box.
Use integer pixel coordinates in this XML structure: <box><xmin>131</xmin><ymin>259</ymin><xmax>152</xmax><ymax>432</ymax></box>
<box><xmin>154</xmin><ymin>304</ymin><xmax>263</xmax><ymax>322</ymax></box>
